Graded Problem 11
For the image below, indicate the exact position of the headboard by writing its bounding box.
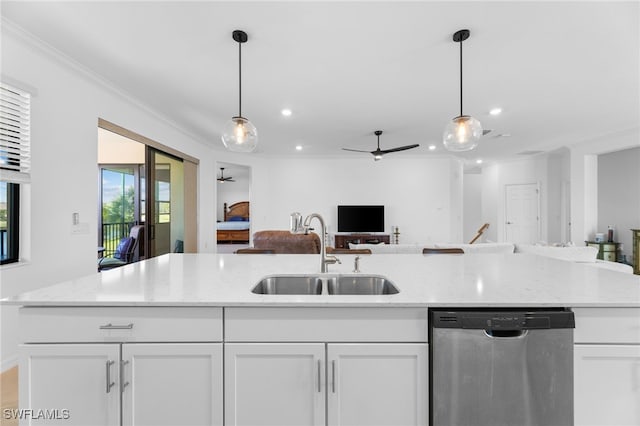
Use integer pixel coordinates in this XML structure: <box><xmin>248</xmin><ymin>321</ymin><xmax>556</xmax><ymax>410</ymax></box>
<box><xmin>224</xmin><ymin>201</ymin><xmax>250</xmax><ymax>221</ymax></box>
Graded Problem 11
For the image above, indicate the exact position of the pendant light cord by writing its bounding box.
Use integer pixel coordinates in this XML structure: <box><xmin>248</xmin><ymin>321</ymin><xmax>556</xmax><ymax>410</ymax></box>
<box><xmin>238</xmin><ymin>41</ymin><xmax>242</xmax><ymax>117</ymax></box>
<box><xmin>459</xmin><ymin>37</ymin><xmax>463</xmax><ymax>117</ymax></box>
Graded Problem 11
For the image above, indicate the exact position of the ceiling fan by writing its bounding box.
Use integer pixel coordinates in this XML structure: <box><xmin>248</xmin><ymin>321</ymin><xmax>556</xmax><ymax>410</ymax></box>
<box><xmin>217</xmin><ymin>167</ymin><xmax>235</xmax><ymax>183</ymax></box>
<box><xmin>343</xmin><ymin>130</ymin><xmax>419</xmax><ymax>161</ymax></box>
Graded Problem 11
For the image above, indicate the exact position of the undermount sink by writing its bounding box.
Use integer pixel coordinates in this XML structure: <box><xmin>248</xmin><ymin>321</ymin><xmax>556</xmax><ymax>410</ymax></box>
<box><xmin>251</xmin><ymin>274</ymin><xmax>399</xmax><ymax>295</ymax></box>
<box><xmin>251</xmin><ymin>275</ymin><xmax>323</xmax><ymax>295</ymax></box>
<box><xmin>326</xmin><ymin>275</ymin><xmax>399</xmax><ymax>295</ymax></box>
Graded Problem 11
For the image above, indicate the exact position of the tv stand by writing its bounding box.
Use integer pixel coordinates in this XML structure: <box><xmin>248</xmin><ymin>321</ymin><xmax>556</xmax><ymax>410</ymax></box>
<box><xmin>334</xmin><ymin>234</ymin><xmax>390</xmax><ymax>249</ymax></box>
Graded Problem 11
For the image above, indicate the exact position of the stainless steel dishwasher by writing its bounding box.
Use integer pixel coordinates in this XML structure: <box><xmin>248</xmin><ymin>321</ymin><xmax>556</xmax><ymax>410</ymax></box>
<box><xmin>430</xmin><ymin>309</ymin><xmax>575</xmax><ymax>426</ymax></box>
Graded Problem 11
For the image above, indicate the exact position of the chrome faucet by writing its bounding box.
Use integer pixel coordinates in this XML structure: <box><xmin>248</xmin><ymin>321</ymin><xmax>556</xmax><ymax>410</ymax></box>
<box><xmin>353</xmin><ymin>255</ymin><xmax>361</xmax><ymax>273</ymax></box>
<box><xmin>291</xmin><ymin>212</ymin><xmax>341</xmax><ymax>273</ymax></box>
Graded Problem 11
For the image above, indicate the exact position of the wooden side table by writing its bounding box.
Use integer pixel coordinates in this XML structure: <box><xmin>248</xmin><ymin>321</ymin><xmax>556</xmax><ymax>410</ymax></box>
<box><xmin>585</xmin><ymin>241</ymin><xmax>620</xmax><ymax>262</ymax></box>
<box><xmin>632</xmin><ymin>229</ymin><xmax>640</xmax><ymax>275</ymax></box>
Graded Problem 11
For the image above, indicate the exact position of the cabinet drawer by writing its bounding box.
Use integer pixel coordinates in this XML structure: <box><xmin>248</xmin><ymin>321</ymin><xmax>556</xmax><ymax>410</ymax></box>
<box><xmin>225</xmin><ymin>307</ymin><xmax>428</xmax><ymax>342</ymax></box>
<box><xmin>20</xmin><ymin>307</ymin><xmax>222</xmax><ymax>343</ymax></box>
<box><xmin>574</xmin><ymin>308</ymin><xmax>640</xmax><ymax>344</ymax></box>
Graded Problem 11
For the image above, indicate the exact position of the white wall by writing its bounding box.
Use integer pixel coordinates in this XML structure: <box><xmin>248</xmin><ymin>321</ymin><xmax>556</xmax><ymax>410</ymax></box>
<box><xmin>463</xmin><ymin>172</ymin><xmax>483</xmax><ymax>242</ymax></box>
<box><xmin>547</xmin><ymin>148</ymin><xmax>571</xmax><ymax>243</ymax></box>
<box><xmin>569</xmin><ymin>128</ymin><xmax>639</xmax><ymax>244</ymax></box>
<box><xmin>0</xmin><ymin>24</ymin><xmax>218</xmax><ymax>369</ymax></box>
<box><xmin>598</xmin><ymin>147</ymin><xmax>640</xmax><ymax>263</ymax></box>
<box><xmin>480</xmin><ymin>155</ymin><xmax>548</xmax><ymax>243</ymax></box>
<box><xmin>249</xmin><ymin>156</ymin><xmax>463</xmax><ymax>244</ymax></box>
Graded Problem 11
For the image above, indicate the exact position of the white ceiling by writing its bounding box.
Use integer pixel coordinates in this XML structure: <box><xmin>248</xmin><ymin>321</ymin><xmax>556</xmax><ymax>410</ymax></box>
<box><xmin>3</xmin><ymin>1</ymin><xmax>639</xmax><ymax>167</ymax></box>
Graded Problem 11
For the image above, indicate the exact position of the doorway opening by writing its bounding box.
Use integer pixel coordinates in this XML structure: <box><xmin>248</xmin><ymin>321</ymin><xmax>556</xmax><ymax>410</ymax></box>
<box><xmin>216</xmin><ymin>162</ymin><xmax>251</xmax><ymax>253</ymax></box>
<box><xmin>98</xmin><ymin>120</ymin><xmax>198</xmax><ymax>266</ymax></box>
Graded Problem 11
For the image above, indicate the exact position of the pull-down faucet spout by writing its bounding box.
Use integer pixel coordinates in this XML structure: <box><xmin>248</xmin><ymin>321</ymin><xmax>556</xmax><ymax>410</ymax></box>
<box><xmin>291</xmin><ymin>212</ymin><xmax>340</xmax><ymax>273</ymax></box>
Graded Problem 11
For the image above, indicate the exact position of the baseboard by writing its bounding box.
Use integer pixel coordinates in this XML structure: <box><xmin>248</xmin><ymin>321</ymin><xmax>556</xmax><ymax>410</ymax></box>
<box><xmin>1</xmin><ymin>355</ymin><xmax>18</xmax><ymax>373</ymax></box>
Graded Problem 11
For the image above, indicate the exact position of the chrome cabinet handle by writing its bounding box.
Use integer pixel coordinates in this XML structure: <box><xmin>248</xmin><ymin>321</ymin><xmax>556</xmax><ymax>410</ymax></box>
<box><xmin>120</xmin><ymin>360</ymin><xmax>130</xmax><ymax>393</ymax></box>
<box><xmin>106</xmin><ymin>360</ymin><xmax>115</xmax><ymax>393</ymax></box>
<box><xmin>317</xmin><ymin>359</ymin><xmax>322</xmax><ymax>393</ymax></box>
<box><xmin>99</xmin><ymin>323</ymin><xmax>134</xmax><ymax>330</ymax></box>
<box><xmin>331</xmin><ymin>360</ymin><xmax>336</xmax><ymax>393</ymax></box>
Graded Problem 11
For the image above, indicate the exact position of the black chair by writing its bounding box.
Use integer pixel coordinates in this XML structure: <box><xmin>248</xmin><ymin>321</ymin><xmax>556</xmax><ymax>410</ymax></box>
<box><xmin>98</xmin><ymin>225</ymin><xmax>144</xmax><ymax>271</ymax></box>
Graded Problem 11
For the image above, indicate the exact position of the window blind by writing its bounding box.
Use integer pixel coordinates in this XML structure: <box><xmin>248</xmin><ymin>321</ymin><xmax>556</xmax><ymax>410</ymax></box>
<box><xmin>0</xmin><ymin>82</ymin><xmax>31</xmax><ymax>184</ymax></box>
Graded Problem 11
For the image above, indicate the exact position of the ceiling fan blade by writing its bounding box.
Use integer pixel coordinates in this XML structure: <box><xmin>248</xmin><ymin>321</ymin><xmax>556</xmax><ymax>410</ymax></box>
<box><xmin>380</xmin><ymin>144</ymin><xmax>420</xmax><ymax>154</ymax></box>
<box><xmin>482</xmin><ymin>129</ymin><xmax>492</xmax><ymax>136</ymax></box>
<box><xmin>342</xmin><ymin>148</ymin><xmax>372</xmax><ymax>153</ymax></box>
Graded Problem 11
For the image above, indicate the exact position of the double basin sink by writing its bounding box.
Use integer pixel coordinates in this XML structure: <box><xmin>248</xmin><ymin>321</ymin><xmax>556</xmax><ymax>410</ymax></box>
<box><xmin>252</xmin><ymin>274</ymin><xmax>399</xmax><ymax>295</ymax></box>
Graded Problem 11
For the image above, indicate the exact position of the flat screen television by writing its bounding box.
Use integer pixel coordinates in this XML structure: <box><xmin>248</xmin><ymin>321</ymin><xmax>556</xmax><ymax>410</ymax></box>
<box><xmin>337</xmin><ymin>205</ymin><xmax>385</xmax><ymax>233</ymax></box>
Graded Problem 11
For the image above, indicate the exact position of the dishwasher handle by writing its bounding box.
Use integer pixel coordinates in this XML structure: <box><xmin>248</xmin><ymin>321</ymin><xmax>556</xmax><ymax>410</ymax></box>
<box><xmin>484</xmin><ymin>329</ymin><xmax>528</xmax><ymax>338</ymax></box>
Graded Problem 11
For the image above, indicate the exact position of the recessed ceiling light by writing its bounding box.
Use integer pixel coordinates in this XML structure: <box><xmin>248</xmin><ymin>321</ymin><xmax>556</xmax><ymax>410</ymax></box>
<box><xmin>476</xmin><ymin>159</ymin><xmax>483</xmax><ymax>164</ymax></box>
<box><xmin>489</xmin><ymin>107</ymin><xmax>502</xmax><ymax>116</ymax></box>
<box><xmin>295</xmin><ymin>145</ymin><xmax>303</xmax><ymax>151</ymax></box>
<box><xmin>281</xmin><ymin>109</ymin><xmax>292</xmax><ymax>117</ymax></box>
<box><xmin>428</xmin><ymin>145</ymin><xmax>437</xmax><ymax>151</ymax></box>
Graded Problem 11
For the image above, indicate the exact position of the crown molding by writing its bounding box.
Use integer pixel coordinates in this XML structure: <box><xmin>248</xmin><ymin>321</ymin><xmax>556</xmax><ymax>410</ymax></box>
<box><xmin>1</xmin><ymin>17</ymin><xmax>212</xmax><ymax>150</ymax></box>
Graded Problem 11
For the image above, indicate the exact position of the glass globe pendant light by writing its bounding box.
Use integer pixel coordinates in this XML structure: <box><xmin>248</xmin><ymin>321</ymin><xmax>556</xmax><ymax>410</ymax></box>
<box><xmin>443</xmin><ymin>29</ymin><xmax>482</xmax><ymax>152</ymax></box>
<box><xmin>222</xmin><ymin>30</ymin><xmax>258</xmax><ymax>153</ymax></box>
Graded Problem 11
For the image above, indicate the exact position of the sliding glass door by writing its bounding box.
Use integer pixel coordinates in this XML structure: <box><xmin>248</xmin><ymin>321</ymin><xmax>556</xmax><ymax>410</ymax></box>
<box><xmin>146</xmin><ymin>148</ymin><xmax>184</xmax><ymax>258</ymax></box>
<box><xmin>99</xmin><ymin>166</ymin><xmax>140</xmax><ymax>258</ymax></box>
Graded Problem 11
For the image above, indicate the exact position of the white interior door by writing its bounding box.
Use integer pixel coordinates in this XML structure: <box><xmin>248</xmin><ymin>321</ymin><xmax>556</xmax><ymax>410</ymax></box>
<box><xmin>505</xmin><ymin>183</ymin><xmax>540</xmax><ymax>243</ymax></box>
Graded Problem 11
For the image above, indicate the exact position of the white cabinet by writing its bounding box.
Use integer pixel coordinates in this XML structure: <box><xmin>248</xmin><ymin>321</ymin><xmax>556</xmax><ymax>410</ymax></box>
<box><xmin>122</xmin><ymin>343</ymin><xmax>223</xmax><ymax>426</ymax></box>
<box><xmin>574</xmin><ymin>345</ymin><xmax>640</xmax><ymax>426</ymax></box>
<box><xmin>573</xmin><ymin>308</ymin><xmax>640</xmax><ymax>425</ymax></box>
<box><xmin>225</xmin><ymin>343</ymin><xmax>326</xmax><ymax>426</ymax></box>
<box><xmin>327</xmin><ymin>344</ymin><xmax>428</xmax><ymax>426</ymax></box>
<box><xmin>19</xmin><ymin>344</ymin><xmax>120</xmax><ymax>426</ymax></box>
<box><xmin>225</xmin><ymin>342</ymin><xmax>428</xmax><ymax>426</ymax></box>
<box><xmin>224</xmin><ymin>307</ymin><xmax>428</xmax><ymax>426</ymax></box>
<box><xmin>19</xmin><ymin>307</ymin><xmax>224</xmax><ymax>426</ymax></box>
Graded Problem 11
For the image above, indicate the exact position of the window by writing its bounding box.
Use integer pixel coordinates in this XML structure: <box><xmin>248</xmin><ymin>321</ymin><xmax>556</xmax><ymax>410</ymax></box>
<box><xmin>0</xmin><ymin>82</ymin><xmax>31</xmax><ymax>265</ymax></box>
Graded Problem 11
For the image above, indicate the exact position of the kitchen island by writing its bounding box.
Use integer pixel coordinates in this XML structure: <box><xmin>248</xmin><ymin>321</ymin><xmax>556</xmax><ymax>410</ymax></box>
<box><xmin>4</xmin><ymin>253</ymin><xmax>640</xmax><ymax>425</ymax></box>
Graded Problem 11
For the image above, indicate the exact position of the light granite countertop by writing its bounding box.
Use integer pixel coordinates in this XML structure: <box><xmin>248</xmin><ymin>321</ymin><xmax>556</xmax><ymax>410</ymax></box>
<box><xmin>2</xmin><ymin>253</ymin><xmax>639</xmax><ymax>307</ymax></box>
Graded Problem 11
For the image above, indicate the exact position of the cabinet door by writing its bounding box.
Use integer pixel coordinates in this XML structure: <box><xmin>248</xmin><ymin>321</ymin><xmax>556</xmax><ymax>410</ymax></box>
<box><xmin>327</xmin><ymin>343</ymin><xmax>428</xmax><ymax>426</ymax></box>
<box><xmin>575</xmin><ymin>345</ymin><xmax>640</xmax><ymax>425</ymax></box>
<box><xmin>225</xmin><ymin>343</ymin><xmax>325</xmax><ymax>426</ymax></box>
<box><xmin>122</xmin><ymin>343</ymin><xmax>223</xmax><ymax>426</ymax></box>
<box><xmin>19</xmin><ymin>344</ymin><xmax>120</xmax><ymax>426</ymax></box>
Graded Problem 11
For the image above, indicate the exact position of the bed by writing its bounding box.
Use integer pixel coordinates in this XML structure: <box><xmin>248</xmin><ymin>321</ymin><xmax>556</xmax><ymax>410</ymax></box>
<box><xmin>217</xmin><ymin>201</ymin><xmax>250</xmax><ymax>243</ymax></box>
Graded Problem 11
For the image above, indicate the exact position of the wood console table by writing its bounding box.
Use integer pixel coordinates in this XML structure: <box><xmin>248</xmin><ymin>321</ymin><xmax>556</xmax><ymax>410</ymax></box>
<box><xmin>334</xmin><ymin>234</ymin><xmax>390</xmax><ymax>249</ymax></box>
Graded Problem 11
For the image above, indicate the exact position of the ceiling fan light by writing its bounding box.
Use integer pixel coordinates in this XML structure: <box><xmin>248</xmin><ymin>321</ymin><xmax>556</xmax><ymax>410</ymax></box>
<box><xmin>443</xmin><ymin>115</ymin><xmax>482</xmax><ymax>152</ymax></box>
<box><xmin>222</xmin><ymin>116</ymin><xmax>258</xmax><ymax>153</ymax></box>
<box><xmin>374</xmin><ymin>154</ymin><xmax>383</xmax><ymax>161</ymax></box>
